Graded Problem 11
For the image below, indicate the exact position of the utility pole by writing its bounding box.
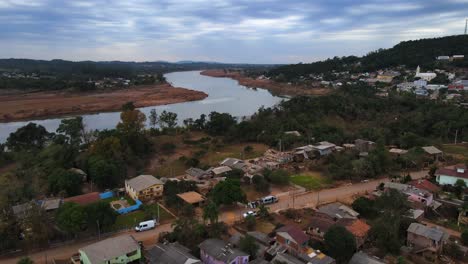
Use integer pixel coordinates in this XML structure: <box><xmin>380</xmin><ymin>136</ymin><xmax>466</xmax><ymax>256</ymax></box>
<box><xmin>97</xmin><ymin>220</ymin><xmax>101</xmax><ymax>240</ymax></box>
<box><xmin>465</xmin><ymin>19</ymin><xmax>467</xmax><ymax>35</ymax></box>
<box><xmin>455</xmin><ymin>129</ymin><xmax>459</xmax><ymax>144</ymax></box>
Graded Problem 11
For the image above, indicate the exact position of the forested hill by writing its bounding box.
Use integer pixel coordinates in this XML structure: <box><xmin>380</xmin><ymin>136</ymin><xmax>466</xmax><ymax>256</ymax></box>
<box><xmin>269</xmin><ymin>35</ymin><xmax>468</xmax><ymax>80</ymax></box>
<box><xmin>0</xmin><ymin>59</ymin><xmax>274</xmax><ymax>78</ymax></box>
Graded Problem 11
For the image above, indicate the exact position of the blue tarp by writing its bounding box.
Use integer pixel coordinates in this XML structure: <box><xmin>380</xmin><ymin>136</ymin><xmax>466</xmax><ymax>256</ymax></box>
<box><xmin>99</xmin><ymin>191</ymin><xmax>114</xmax><ymax>199</ymax></box>
<box><xmin>116</xmin><ymin>199</ymin><xmax>142</xmax><ymax>215</ymax></box>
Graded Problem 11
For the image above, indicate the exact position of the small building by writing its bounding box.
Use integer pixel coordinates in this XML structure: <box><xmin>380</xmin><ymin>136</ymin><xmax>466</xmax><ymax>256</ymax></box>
<box><xmin>125</xmin><ymin>175</ymin><xmax>164</xmax><ymax>202</ymax></box>
<box><xmin>79</xmin><ymin>235</ymin><xmax>141</xmax><ymax>264</ymax></box>
<box><xmin>64</xmin><ymin>192</ymin><xmax>100</xmax><ymax>206</ymax></box>
<box><xmin>317</xmin><ymin>202</ymin><xmax>359</xmax><ymax>220</ymax></box>
<box><xmin>285</xmin><ymin>131</ymin><xmax>302</xmax><ymax>137</ymax></box>
<box><xmin>384</xmin><ymin>182</ymin><xmax>433</xmax><ymax>207</ymax></box>
<box><xmin>407</xmin><ymin>223</ymin><xmax>448</xmax><ymax>261</ymax></box>
<box><xmin>276</xmin><ymin>225</ymin><xmax>310</xmax><ymax>255</ymax></box>
<box><xmin>452</xmin><ymin>55</ymin><xmax>464</xmax><ymax>60</ymax></box>
<box><xmin>435</xmin><ymin>164</ymin><xmax>468</xmax><ymax>186</ymax></box>
<box><xmin>209</xmin><ymin>166</ymin><xmax>232</xmax><ymax>177</ymax></box>
<box><xmin>177</xmin><ymin>191</ymin><xmax>205</xmax><ymax>206</ymax></box>
<box><xmin>40</xmin><ymin>198</ymin><xmax>62</xmax><ymax>212</ymax></box>
<box><xmin>408</xmin><ymin>179</ymin><xmax>441</xmax><ymax>193</ymax></box>
<box><xmin>145</xmin><ymin>242</ymin><xmax>201</xmax><ymax>264</ymax></box>
<box><xmin>349</xmin><ymin>252</ymin><xmax>385</xmax><ymax>264</ymax></box>
<box><xmin>422</xmin><ymin>146</ymin><xmax>443</xmax><ymax>161</ymax></box>
<box><xmin>186</xmin><ymin>167</ymin><xmax>209</xmax><ymax>180</ymax></box>
<box><xmin>436</xmin><ymin>56</ymin><xmax>450</xmax><ymax>61</ymax></box>
<box><xmin>354</xmin><ymin>139</ymin><xmax>376</xmax><ymax>153</ymax></box>
<box><xmin>415</xmin><ymin>66</ymin><xmax>437</xmax><ymax>82</ymax></box>
<box><xmin>389</xmin><ymin>148</ymin><xmax>408</xmax><ymax>157</ymax></box>
<box><xmin>199</xmin><ymin>238</ymin><xmax>249</xmax><ymax>264</ymax></box>
<box><xmin>406</xmin><ymin>209</ymin><xmax>425</xmax><ymax>221</ymax></box>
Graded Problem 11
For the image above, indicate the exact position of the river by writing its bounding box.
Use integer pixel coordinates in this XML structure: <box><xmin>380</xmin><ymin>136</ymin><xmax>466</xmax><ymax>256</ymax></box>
<box><xmin>0</xmin><ymin>71</ymin><xmax>284</xmax><ymax>142</ymax></box>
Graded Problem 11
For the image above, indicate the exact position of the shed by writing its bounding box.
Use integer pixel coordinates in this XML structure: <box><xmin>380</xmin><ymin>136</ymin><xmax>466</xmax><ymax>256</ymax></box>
<box><xmin>177</xmin><ymin>191</ymin><xmax>205</xmax><ymax>206</ymax></box>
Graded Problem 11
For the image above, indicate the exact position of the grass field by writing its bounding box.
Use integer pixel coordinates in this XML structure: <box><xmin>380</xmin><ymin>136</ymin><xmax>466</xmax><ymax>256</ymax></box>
<box><xmin>112</xmin><ymin>204</ymin><xmax>174</xmax><ymax>231</ymax></box>
<box><xmin>200</xmin><ymin>143</ymin><xmax>269</xmax><ymax>165</ymax></box>
<box><xmin>441</xmin><ymin>144</ymin><xmax>468</xmax><ymax>160</ymax></box>
<box><xmin>290</xmin><ymin>171</ymin><xmax>333</xmax><ymax>190</ymax></box>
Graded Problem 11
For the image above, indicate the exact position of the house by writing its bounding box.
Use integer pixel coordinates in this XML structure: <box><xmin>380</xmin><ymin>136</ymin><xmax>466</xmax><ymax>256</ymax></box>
<box><xmin>448</xmin><ymin>80</ymin><xmax>468</xmax><ymax>91</ymax></box>
<box><xmin>40</xmin><ymin>198</ymin><xmax>62</xmax><ymax>212</ymax></box>
<box><xmin>384</xmin><ymin>182</ymin><xmax>433</xmax><ymax>207</ymax></box>
<box><xmin>145</xmin><ymin>242</ymin><xmax>201</xmax><ymax>264</ymax></box>
<box><xmin>271</xmin><ymin>251</ymin><xmax>335</xmax><ymax>264</ymax></box>
<box><xmin>311</xmin><ymin>142</ymin><xmax>336</xmax><ymax>157</ymax></box>
<box><xmin>354</xmin><ymin>139</ymin><xmax>375</xmax><ymax>153</ymax></box>
<box><xmin>285</xmin><ymin>131</ymin><xmax>302</xmax><ymax>137</ymax></box>
<box><xmin>198</xmin><ymin>238</ymin><xmax>249</xmax><ymax>264</ymax></box>
<box><xmin>436</xmin><ymin>56</ymin><xmax>450</xmax><ymax>61</ymax></box>
<box><xmin>408</xmin><ymin>179</ymin><xmax>441</xmax><ymax>193</ymax></box>
<box><xmin>64</xmin><ymin>192</ymin><xmax>100</xmax><ymax>206</ymax></box>
<box><xmin>435</xmin><ymin>164</ymin><xmax>468</xmax><ymax>186</ymax></box>
<box><xmin>177</xmin><ymin>191</ymin><xmax>205</xmax><ymax>206</ymax></box>
<box><xmin>209</xmin><ymin>166</ymin><xmax>232</xmax><ymax>177</ymax></box>
<box><xmin>276</xmin><ymin>225</ymin><xmax>310</xmax><ymax>255</ymax></box>
<box><xmin>220</xmin><ymin>158</ymin><xmax>245</xmax><ymax>169</ymax></box>
<box><xmin>349</xmin><ymin>252</ymin><xmax>385</xmax><ymax>264</ymax></box>
<box><xmin>452</xmin><ymin>55</ymin><xmax>465</xmax><ymax>60</ymax></box>
<box><xmin>125</xmin><ymin>175</ymin><xmax>164</xmax><ymax>202</ymax></box>
<box><xmin>186</xmin><ymin>167</ymin><xmax>209</xmax><ymax>179</ymax></box>
<box><xmin>415</xmin><ymin>66</ymin><xmax>437</xmax><ymax>81</ymax></box>
<box><xmin>389</xmin><ymin>148</ymin><xmax>408</xmax><ymax>157</ymax></box>
<box><xmin>317</xmin><ymin>202</ymin><xmax>359</xmax><ymax>220</ymax></box>
<box><xmin>79</xmin><ymin>235</ymin><xmax>141</xmax><ymax>264</ymax></box>
<box><xmin>406</xmin><ymin>209</ymin><xmax>425</xmax><ymax>221</ymax></box>
<box><xmin>407</xmin><ymin>223</ymin><xmax>448</xmax><ymax>261</ymax></box>
<box><xmin>337</xmin><ymin>219</ymin><xmax>370</xmax><ymax>248</ymax></box>
<box><xmin>422</xmin><ymin>146</ymin><xmax>443</xmax><ymax>161</ymax></box>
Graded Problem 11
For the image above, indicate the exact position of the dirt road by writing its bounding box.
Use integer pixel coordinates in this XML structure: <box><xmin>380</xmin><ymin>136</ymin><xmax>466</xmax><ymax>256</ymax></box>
<box><xmin>0</xmin><ymin>224</ymin><xmax>173</xmax><ymax>264</ymax></box>
<box><xmin>0</xmin><ymin>84</ymin><xmax>207</xmax><ymax>122</ymax></box>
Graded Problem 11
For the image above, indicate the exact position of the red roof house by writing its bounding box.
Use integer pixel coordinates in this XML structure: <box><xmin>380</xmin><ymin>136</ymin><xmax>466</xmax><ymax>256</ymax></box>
<box><xmin>409</xmin><ymin>179</ymin><xmax>441</xmax><ymax>193</ymax></box>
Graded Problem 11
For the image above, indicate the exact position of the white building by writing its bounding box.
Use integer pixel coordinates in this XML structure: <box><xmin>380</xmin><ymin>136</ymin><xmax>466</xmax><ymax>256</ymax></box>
<box><xmin>415</xmin><ymin>66</ymin><xmax>436</xmax><ymax>82</ymax></box>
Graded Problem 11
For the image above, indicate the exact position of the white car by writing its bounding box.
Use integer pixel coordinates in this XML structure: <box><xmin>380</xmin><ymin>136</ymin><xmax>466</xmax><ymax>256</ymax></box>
<box><xmin>243</xmin><ymin>211</ymin><xmax>257</xmax><ymax>218</ymax></box>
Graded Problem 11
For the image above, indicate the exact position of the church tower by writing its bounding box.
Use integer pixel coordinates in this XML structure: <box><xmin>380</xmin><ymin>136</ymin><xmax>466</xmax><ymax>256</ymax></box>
<box><xmin>415</xmin><ymin>65</ymin><xmax>420</xmax><ymax>76</ymax></box>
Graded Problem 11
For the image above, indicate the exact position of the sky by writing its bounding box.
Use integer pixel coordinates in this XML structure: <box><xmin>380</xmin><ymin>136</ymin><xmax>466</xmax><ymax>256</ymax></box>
<box><xmin>0</xmin><ymin>0</ymin><xmax>467</xmax><ymax>64</ymax></box>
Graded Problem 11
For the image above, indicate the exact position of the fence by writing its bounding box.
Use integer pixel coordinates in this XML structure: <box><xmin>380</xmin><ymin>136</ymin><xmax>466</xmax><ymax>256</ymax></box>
<box><xmin>99</xmin><ymin>191</ymin><xmax>114</xmax><ymax>199</ymax></box>
<box><xmin>116</xmin><ymin>199</ymin><xmax>142</xmax><ymax>214</ymax></box>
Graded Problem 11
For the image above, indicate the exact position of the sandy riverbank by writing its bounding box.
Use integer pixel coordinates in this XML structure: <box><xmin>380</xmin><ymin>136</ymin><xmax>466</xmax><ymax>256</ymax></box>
<box><xmin>0</xmin><ymin>83</ymin><xmax>208</xmax><ymax>122</ymax></box>
<box><xmin>200</xmin><ymin>69</ymin><xmax>331</xmax><ymax>97</ymax></box>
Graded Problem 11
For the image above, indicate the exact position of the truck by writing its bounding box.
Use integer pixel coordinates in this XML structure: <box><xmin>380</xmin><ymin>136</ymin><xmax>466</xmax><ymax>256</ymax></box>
<box><xmin>135</xmin><ymin>220</ymin><xmax>157</xmax><ymax>232</ymax></box>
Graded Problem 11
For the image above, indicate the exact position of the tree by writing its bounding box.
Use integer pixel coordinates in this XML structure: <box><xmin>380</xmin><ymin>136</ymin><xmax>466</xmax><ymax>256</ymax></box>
<box><xmin>17</xmin><ymin>257</ymin><xmax>34</xmax><ymax>264</ymax></box>
<box><xmin>88</xmin><ymin>156</ymin><xmax>123</xmax><ymax>189</ymax></box>
<box><xmin>56</xmin><ymin>202</ymin><xmax>86</xmax><ymax>235</ymax></box>
<box><xmin>267</xmin><ymin>169</ymin><xmax>290</xmax><ymax>185</ymax></box>
<box><xmin>48</xmin><ymin>168</ymin><xmax>82</xmax><ymax>197</ymax></box>
<box><xmin>180</xmin><ymin>204</ymin><xmax>195</xmax><ymax>218</ymax></box>
<box><xmin>206</xmin><ymin>112</ymin><xmax>237</xmax><ymax>135</ymax></box>
<box><xmin>57</xmin><ymin>117</ymin><xmax>84</xmax><ymax>147</ymax></box>
<box><xmin>203</xmin><ymin>201</ymin><xmax>219</xmax><ymax>224</ymax></box>
<box><xmin>159</xmin><ymin>111</ymin><xmax>178</xmax><ymax>129</ymax></box>
<box><xmin>239</xmin><ymin>235</ymin><xmax>259</xmax><ymax>259</ymax></box>
<box><xmin>210</xmin><ymin>179</ymin><xmax>246</xmax><ymax>206</ymax></box>
<box><xmin>257</xmin><ymin>204</ymin><xmax>270</xmax><ymax>219</ymax></box>
<box><xmin>6</xmin><ymin>123</ymin><xmax>51</xmax><ymax>151</ymax></box>
<box><xmin>117</xmin><ymin>108</ymin><xmax>147</xmax><ymax>138</ymax></box>
<box><xmin>244</xmin><ymin>145</ymin><xmax>254</xmax><ymax>153</ymax></box>
<box><xmin>252</xmin><ymin>175</ymin><xmax>270</xmax><ymax>193</ymax></box>
<box><xmin>149</xmin><ymin>109</ymin><xmax>158</xmax><ymax>128</ymax></box>
<box><xmin>85</xmin><ymin>201</ymin><xmax>117</xmax><ymax>232</ymax></box>
<box><xmin>369</xmin><ymin>213</ymin><xmax>402</xmax><ymax>254</ymax></box>
<box><xmin>324</xmin><ymin>225</ymin><xmax>356</xmax><ymax>263</ymax></box>
<box><xmin>455</xmin><ymin>179</ymin><xmax>466</xmax><ymax>198</ymax></box>
<box><xmin>121</xmin><ymin>102</ymin><xmax>135</xmax><ymax>111</ymax></box>
<box><xmin>461</xmin><ymin>230</ymin><xmax>468</xmax><ymax>246</ymax></box>
<box><xmin>245</xmin><ymin>214</ymin><xmax>256</xmax><ymax>231</ymax></box>
<box><xmin>352</xmin><ymin>197</ymin><xmax>377</xmax><ymax>218</ymax></box>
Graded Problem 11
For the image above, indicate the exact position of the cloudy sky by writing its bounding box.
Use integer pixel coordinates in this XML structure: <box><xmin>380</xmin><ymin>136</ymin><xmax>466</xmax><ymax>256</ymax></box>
<box><xmin>0</xmin><ymin>0</ymin><xmax>467</xmax><ymax>63</ymax></box>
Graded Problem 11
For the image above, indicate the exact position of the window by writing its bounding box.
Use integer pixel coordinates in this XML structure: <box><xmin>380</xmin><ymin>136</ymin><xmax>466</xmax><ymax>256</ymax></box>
<box><xmin>286</xmin><ymin>239</ymin><xmax>290</xmax><ymax>245</ymax></box>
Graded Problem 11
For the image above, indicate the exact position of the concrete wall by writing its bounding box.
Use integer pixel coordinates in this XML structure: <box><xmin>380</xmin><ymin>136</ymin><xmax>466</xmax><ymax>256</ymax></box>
<box><xmin>437</xmin><ymin>175</ymin><xmax>468</xmax><ymax>186</ymax></box>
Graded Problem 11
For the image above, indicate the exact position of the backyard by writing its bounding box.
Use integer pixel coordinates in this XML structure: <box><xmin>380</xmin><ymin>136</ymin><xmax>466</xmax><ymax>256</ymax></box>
<box><xmin>290</xmin><ymin>171</ymin><xmax>333</xmax><ymax>190</ymax></box>
<box><xmin>112</xmin><ymin>203</ymin><xmax>175</xmax><ymax>231</ymax></box>
<box><xmin>442</xmin><ymin>144</ymin><xmax>468</xmax><ymax>161</ymax></box>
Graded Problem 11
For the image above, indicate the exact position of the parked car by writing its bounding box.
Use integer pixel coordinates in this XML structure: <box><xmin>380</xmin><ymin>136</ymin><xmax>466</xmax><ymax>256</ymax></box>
<box><xmin>260</xmin><ymin>195</ymin><xmax>278</xmax><ymax>205</ymax></box>
<box><xmin>243</xmin><ymin>211</ymin><xmax>257</xmax><ymax>218</ymax></box>
<box><xmin>135</xmin><ymin>220</ymin><xmax>157</xmax><ymax>232</ymax></box>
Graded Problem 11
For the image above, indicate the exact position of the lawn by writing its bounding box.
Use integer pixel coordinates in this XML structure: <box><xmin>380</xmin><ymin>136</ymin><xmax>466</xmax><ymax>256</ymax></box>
<box><xmin>112</xmin><ymin>204</ymin><xmax>175</xmax><ymax>231</ymax></box>
<box><xmin>290</xmin><ymin>171</ymin><xmax>333</xmax><ymax>190</ymax></box>
<box><xmin>255</xmin><ymin>219</ymin><xmax>276</xmax><ymax>234</ymax></box>
<box><xmin>200</xmin><ymin>143</ymin><xmax>269</xmax><ymax>166</ymax></box>
<box><xmin>442</xmin><ymin>144</ymin><xmax>468</xmax><ymax>160</ymax></box>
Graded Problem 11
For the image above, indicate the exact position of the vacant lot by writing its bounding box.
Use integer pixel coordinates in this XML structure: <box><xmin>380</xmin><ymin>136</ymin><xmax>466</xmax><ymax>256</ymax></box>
<box><xmin>290</xmin><ymin>171</ymin><xmax>333</xmax><ymax>190</ymax></box>
<box><xmin>442</xmin><ymin>144</ymin><xmax>468</xmax><ymax>160</ymax></box>
<box><xmin>112</xmin><ymin>204</ymin><xmax>174</xmax><ymax>231</ymax></box>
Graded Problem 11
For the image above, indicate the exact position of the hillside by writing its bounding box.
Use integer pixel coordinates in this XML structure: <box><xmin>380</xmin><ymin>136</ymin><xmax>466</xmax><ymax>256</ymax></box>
<box><xmin>269</xmin><ymin>35</ymin><xmax>468</xmax><ymax>81</ymax></box>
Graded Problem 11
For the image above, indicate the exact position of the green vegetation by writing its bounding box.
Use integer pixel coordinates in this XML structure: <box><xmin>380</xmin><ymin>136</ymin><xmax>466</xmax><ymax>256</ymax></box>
<box><xmin>290</xmin><ymin>172</ymin><xmax>332</xmax><ymax>190</ymax></box>
<box><xmin>324</xmin><ymin>225</ymin><xmax>356</xmax><ymax>263</ymax></box>
<box><xmin>210</xmin><ymin>179</ymin><xmax>247</xmax><ymax>206</ymax></box>
<box><xmin>239</xmin><ymin>235</ymin><xmax>260</xmax><ymax>259</ymax></box>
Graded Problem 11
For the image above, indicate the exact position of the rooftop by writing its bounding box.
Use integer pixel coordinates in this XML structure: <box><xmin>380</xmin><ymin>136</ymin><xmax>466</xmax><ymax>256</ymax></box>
<box><xmin>126</xmin><ymin>175</ymin><xmax>163</xmax><ymax>192</ymax></box>
<box><xmin>317</xmin><ymin>202</ymin><xmax>359</xmax><ymax>220</ymax></box>
<box><xmin>64</xmin><ymin>192</ymin><xmax>100</xmax><ymax>206</ymax></box>
<box><xmin>185</xmin><ymin>167</ymin><xmax>208</xmax><ymax>178</ymax></box>
<box><xmin>220</xmin><ymin>158</ymin><xmax>244</xmax><ymax>167</ymax></box>
<box><xmin>199</xmin><ymin>238</ymin><xmax>248</xmax><ymax>263</ymax></box>
<box><xmin>349</xmin><ymin>252</ymin><xmax>385</xmax><ymax>264</ymax></box>
<box><xmin>436</xmin><ymin>164</ymin><xmax>468</xmax><ymax>179</ymax></box>
<box><xmin>80</xmin><ymin>235</ymin><xmax>139</xmax><ymax>264</ymax></box>
<box><xmin>277</xmin><ymin>225</ymin><xmax>309</xmax><ymax>245</ymax></box>
<box><xmin>408</xmin><ymin>179</ymin><xmax>440</xmax><ymax>193</ymax></box>
<box><xmin>145</xmin><ymin>242</ymin><xmax>201</xmax><ymax>264</ymax></box>
<box><xmin>177</xmin><ymin>191</ymin><xmax>205</xmax><ymax>204</ymax></box>
<box><xmin>407</xmin><ymin>223</ymin><xmax>447</xmax><ymax>242</ymax></box>
<box><xmin>210</xmin><ymin>166</ymin><xmax>232</xmax><ymax>175</ymax></box>
<box><xmin>422</xmin><ymin>146</ymin><xmax>443</xmax><ymax>155</ymax></box>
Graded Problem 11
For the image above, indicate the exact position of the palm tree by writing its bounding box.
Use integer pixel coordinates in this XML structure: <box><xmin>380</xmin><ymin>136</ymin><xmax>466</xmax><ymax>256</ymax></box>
<box><xmin>203</xmin><ymin>201</ymin><xmax>219</xmax><ymax>224</ymax></box>
<box><xmin>258</xmin><ymin>204</ymin><xmax>270</xmax><ymax>219</ymax></box>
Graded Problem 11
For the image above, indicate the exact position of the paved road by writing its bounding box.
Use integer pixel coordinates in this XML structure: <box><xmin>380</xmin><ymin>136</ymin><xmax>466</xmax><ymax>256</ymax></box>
<box><xmin>0</xmin><ymin>224</ymin><xmax>173</xmax><ymax>264</ymax></box>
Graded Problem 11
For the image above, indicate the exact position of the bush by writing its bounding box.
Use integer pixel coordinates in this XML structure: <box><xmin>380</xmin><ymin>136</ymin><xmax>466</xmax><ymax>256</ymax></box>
<box><xmin>161</xmin><ymin>143</ymin><xmax>176</xmax><ymax>154</ymax></box>
<box><xmin>252</xmin><ymin>175</ymin><xmax>270</xmax><ymax>193</ymax></box>
<box><xmin>462</xmin><ymin>230</ymin><xmax>468</xmax><ymax>246</ymax></box>
<box><xmin>267</xmin><ymin>169</ymin><xmax>290</xmax><ymax>185</ymax></box>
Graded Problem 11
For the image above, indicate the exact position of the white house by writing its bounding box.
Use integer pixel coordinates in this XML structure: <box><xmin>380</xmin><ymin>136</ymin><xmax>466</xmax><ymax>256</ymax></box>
<box><xmin>435</xmin><ymin>164</ymin><xmax>468</xmax><ymax>186</ymax></box>
<box><xmin>415</xmin><ymin>66</ymin><xmax>436</xmax><ymax>82</ymax></box>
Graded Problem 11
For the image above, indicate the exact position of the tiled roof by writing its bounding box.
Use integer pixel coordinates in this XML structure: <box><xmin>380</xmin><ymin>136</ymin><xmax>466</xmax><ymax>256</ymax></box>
<box><xmin>80</xmin><ymin>235</ymin><xmax>139</xmax><ymax>264</ymax></box>
<box><xmin>177</xmin><ymin>191</ymin><xmax>205</xmax><ymax>204</ymax></box>
<box><xmin>436</xmin><ymin>165</ymin><xmax>468</xmax><ymax>179</ymax></box>
<box><xmin>409</xmin><ymin>179</ymin><xmax>440</xmax><ymax>193</ymax></box>
<box><xmin>277</xmin><ymin>225</ymin><xmax>309</xmax><ymax>245</ymax></box>
<box><xmin>126</xmin><ymin>175</ymin><xmax>163</xmax><ymax>192</ymax></box>
<box><xmin>339</xmin><ymin>219</ymin><xmax>370</xmax><ymax>238</ymax></box>
<box><xmin>64</xmin><ymin>192</ymin><xmax>100</xmax><ymax>206</ymax></box>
